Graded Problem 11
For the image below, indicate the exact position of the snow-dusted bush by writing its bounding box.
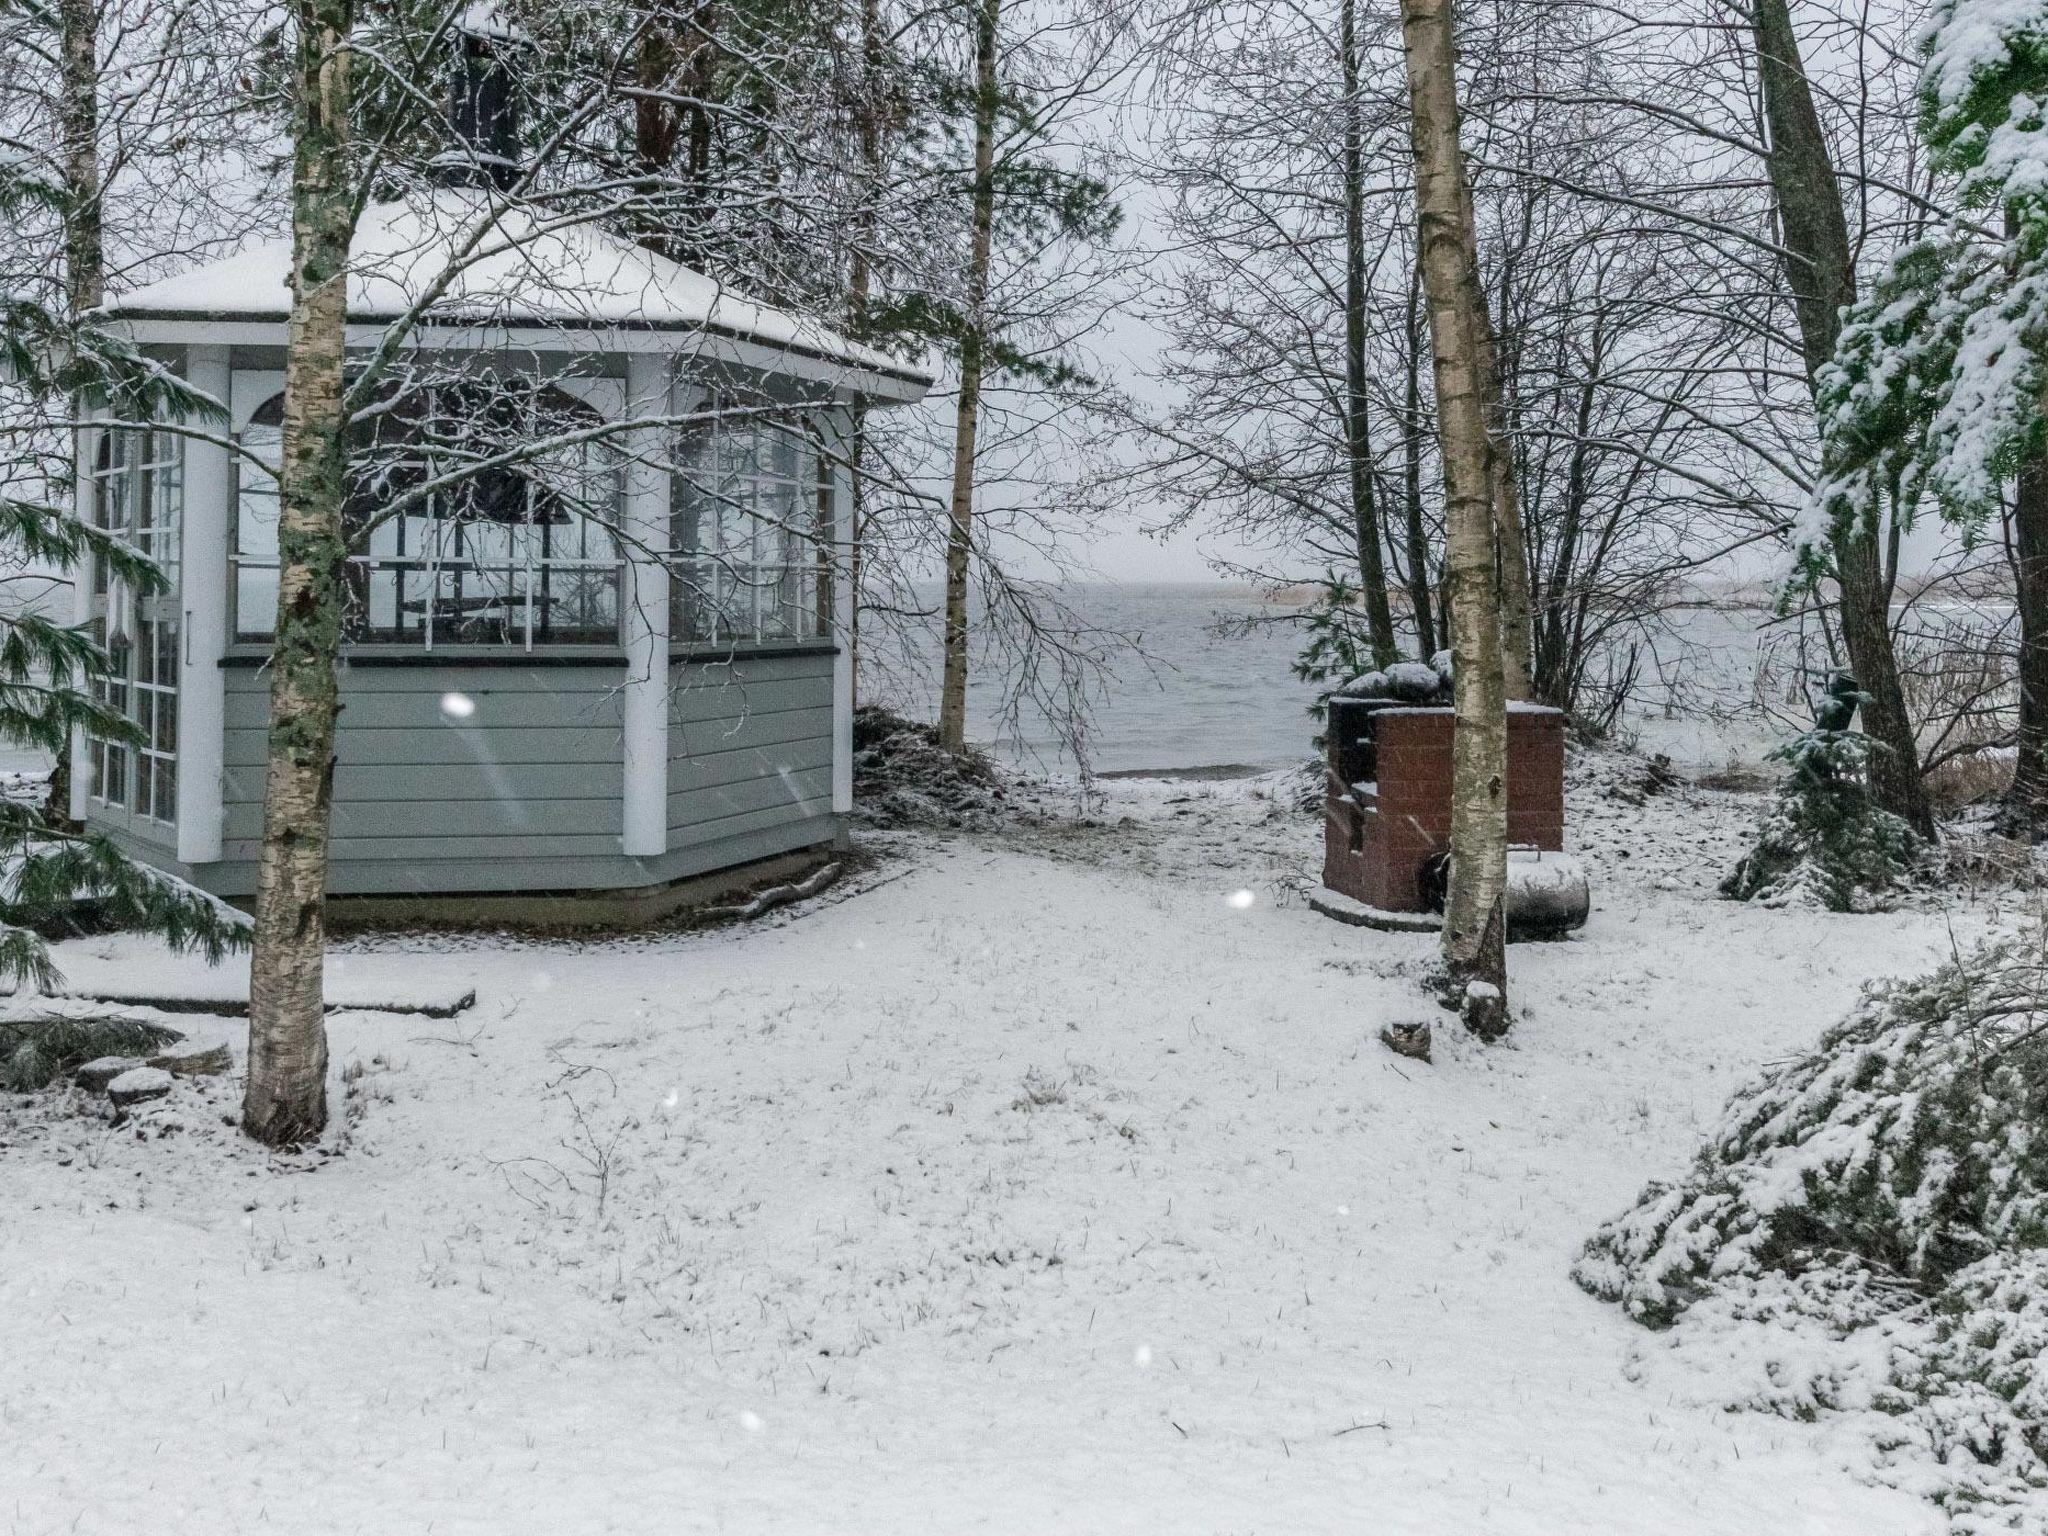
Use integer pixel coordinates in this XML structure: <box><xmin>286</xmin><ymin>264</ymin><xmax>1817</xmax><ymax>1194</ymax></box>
<box><xmin>851</xmin><ymin>705</ymin><xmax>1012</xmax><ymax>830</ymax></box>
<box><xmin>1902</xmin><ymin>1250</ymin><xmax>2048</xmax><ymax>1487</ymax></box>
<box><xmin>1576</xmin><ymin>936</ymin><xmax>2048</xmax><ymax>1521</ymax></box>
<box><xmin>1721</xmin><ymin>729</ymin><xmax>1921</xmax><ymax>911</ymax></box>
<box><xmin>0</xmin><ymin>1008</ymin><xmax>180</xmax><ymax>1092</ymax></box>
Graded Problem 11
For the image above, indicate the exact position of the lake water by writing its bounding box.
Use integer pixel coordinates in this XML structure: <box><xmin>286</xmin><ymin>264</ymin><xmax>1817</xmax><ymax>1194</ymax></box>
<box><xmin>871</xmin><ymin>583</ymin><xmax>1314</xmax><ymax>775</ymax></box>
<box><xmin>882</xmin><ymin>582</ymin><xmax>1789</xmax><ymax>776</ymax></box>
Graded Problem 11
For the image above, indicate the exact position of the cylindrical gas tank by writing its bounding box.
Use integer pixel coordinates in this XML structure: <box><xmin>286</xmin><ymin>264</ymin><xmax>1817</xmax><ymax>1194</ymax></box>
<box><xmin>1504</xmin><ymin>850</ymin><xmax>1590</xmax><ymax>938</ymax></box>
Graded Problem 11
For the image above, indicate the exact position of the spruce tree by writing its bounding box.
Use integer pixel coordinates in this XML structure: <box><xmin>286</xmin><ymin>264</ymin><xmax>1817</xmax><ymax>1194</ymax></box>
<box><xmin>1721</xmin><ymin>671</ymin><xmax>1921</xmax><ymax>910</ymax></box>
<box><xmin>0</xmin><ymin>160</ymin><xmax>246</xmax><ymax>1011</ymax></box>
<box><xmin>1809</xmin><ymin>0</ymin><xmax>2048</xmax><ymax>835</ymax></box>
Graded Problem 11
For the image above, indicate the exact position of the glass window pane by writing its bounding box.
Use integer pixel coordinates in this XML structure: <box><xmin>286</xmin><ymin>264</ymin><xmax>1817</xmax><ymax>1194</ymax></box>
<box><xmin>83</xmin><ymin>420</ymin><xmax>181</xmax><ymax>822</ymax></box>
<box><xmin>238</xmin><ymin>426</ymin><xmax>282</xmax><ymax>557</ymax></box>
<box><xmin>237</xmin><ymin>567</ymin><xmax>278</xmax><ymax>639</ymax></box>
<box><xmin>663</xmin><ymin>410</ymin><xmax>829</xmax><ymax>646</ymax></box>
<box><xmin>366</xmin><ymin>561</ymin><xmax>399</xmax><ymax>635</ymax></box>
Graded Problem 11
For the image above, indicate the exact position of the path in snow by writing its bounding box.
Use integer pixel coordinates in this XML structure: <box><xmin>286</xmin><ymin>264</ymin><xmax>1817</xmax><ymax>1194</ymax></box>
<box><xmin>1</xmin><ymin>758</ymin><xmax>2005</xmax><ymax>1534</ymax></box>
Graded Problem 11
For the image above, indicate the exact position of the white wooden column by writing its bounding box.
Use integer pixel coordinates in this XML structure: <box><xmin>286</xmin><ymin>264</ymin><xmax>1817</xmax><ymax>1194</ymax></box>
<box><xmin>176</xmin><ymin>345</ymin><xmax>230</xmax><ymax>864</ymax></box>
<box><xmin>825</xmin><ymin>406</ymin><xmax>855</xmax><ymax>816</ymax></box>
<box><xmin>620</xmin><ymin>352</ymin><xmax>672</xmax><ymax>857</ymax></box>
<box><xmin>67</xmin><ymin>407</ymin><xmax>96</xmax><ymax>823</ymax></box>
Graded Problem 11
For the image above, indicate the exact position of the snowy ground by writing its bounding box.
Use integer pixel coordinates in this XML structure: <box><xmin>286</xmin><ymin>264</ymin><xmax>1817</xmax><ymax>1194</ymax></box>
<box><xmin>1</xmin><ymin>756</ymin><xmax>2023</xmax><ymax>1534</ymax></box>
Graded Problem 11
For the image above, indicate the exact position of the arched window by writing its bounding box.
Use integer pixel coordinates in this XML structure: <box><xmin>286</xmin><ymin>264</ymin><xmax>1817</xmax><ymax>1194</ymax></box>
<box><xmin>234</xmin><ymin>385</ymin><xmax>623</xmax><ymax>649</ymax></box>
<box><xmin>671</xmin><ymin>405</ymin><xmax>832</xmax><ymax>646</ymax></box>
<box><xmin>87</xmin><ymin>424</ymin><xmax>181</xmax><ymax>825</ymax></box>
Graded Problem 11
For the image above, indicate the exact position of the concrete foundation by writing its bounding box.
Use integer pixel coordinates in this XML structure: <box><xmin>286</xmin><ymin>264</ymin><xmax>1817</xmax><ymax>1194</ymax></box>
<box><xmin>319</xmin><ymin>842</ymin><xmax>842</xmax><ymax>933</ymax></box>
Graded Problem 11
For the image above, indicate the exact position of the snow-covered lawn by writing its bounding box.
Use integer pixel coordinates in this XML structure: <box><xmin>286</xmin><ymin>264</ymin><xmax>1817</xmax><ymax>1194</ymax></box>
<box><xmin>1</xmin><ymin>765</ymin><xmax>2004</xmax><ymax>1533</ymax></box>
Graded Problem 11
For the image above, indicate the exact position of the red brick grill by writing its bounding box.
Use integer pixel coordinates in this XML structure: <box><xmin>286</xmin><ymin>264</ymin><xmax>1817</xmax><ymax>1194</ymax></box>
<box><xmin>1322</xmin><ymin>701</ymin><xmax>1567</xmax><ymax>914</ymax></box>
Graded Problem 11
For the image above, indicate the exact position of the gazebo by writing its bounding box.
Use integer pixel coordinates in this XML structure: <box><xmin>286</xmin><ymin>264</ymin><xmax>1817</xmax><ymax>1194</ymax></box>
<box><xmin>75</xmin><ymin>192</ymin><xmax>929</xmax><ymax>920</ymax></box>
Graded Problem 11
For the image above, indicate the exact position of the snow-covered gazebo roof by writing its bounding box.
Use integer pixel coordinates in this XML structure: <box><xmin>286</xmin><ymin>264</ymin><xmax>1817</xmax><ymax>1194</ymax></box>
<box><xmin>105</xmin><ymin>193</ymin><xmax>930</xmax><ymax>402</ymax></box>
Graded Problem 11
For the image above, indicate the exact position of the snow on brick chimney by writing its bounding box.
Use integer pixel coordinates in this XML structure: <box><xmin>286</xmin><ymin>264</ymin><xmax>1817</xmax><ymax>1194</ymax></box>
<box><xmin>431</xmin><ymin>3</ymin><xmax>526</xmax><ymax>190</ymax></box>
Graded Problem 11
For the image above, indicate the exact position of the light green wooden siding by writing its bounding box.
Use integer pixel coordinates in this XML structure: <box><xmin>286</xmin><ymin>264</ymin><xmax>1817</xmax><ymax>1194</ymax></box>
<box><xmin>188</xmin><ymin>649</ymin><xmax>839</xmax><ymax>898</ymax></box>
<box><xmin>668</xmin><ymin>650</ymin><xmax>835</xmax><ymax>846</ymax></box>
<box><xmin>221</xmin><ymin>664</ymin><xmax>628</xmax><ymax>878</ymax></box>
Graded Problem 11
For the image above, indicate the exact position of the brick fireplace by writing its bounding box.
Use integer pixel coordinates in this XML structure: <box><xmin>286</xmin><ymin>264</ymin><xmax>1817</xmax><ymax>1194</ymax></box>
<box><xmin>1322</xmin><ymin>701</ymin><xmax>1567</xmax><ymax>914</ymax></box>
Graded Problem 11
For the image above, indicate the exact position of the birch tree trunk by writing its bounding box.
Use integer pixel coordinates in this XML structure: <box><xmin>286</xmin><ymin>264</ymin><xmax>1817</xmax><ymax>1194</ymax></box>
<box><xmin>1341</xmin><ymin>0</ymin><xmax>1398</xmax><ymax>669</ymax></box>
<box><xmin>242</xmin><ymin>0</ymin><xmax>357</xmax><ymax>1146</ymax></box>
<box><xmin>57</xmin><ymin>0</ymin><xmax>101</xmax><ymax>318</ymax></box>
<box><xmin>1749</xmin><ymin>0</ymin><xmax>1932</xmax><ymax>839</ymax></box>
<box><xmin>1399</xmin><ymin>0</ymin><xmax>1509</xmax><ymax>1039</ymax></box>
<box><xmin>936</xmin><ymin>0</ymin><xmax>998</xmax><ymax>757</ymax></box>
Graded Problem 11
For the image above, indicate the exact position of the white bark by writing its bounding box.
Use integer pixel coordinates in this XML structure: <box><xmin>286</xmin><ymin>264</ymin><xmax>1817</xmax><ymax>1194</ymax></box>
<box><xmin>937</xmin><ymin>0</ymin><xmax>999</xmax><ymax>758</ymax></box>
<box><xmin>1400</xmin><ymin>0</ymin><xmax>1511</xmax><ymax>1039</ymax></box>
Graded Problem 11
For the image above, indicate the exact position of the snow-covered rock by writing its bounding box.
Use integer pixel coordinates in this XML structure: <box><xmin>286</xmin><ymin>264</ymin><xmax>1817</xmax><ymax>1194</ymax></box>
<box><xmin>148</xmin><ymin>1038</ymin><xmax>232</xmax><ymax>1077</ymax></box>
<box><xmin>105</xmin><ymin>1066</ymin><xmax>173</xmax><ymax>1108</ymax></box>
<box><xmin>73</xmin><ymin>1056</ymin><xmax>146</xmax><ymax>1093</ymax></box>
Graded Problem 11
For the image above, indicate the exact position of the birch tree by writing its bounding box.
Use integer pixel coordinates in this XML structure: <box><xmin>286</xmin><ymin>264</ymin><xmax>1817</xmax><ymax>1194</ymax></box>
<box><xmin>1398</xmin><ymin>0</ymin><xmax>1508</xmax><ymax>1037</ymax></box>
<box><xmin>241</xmin><ymin>0</ymin><xmax>360</xmax><ymax>1144</ymax></box>
<box><xmin>936</xmin><ymin>0</ymin><xmax>999</xmax><ymax>756</ymax></box>
<box><xmin>920</xmin><ymin>0</ymin><xmax>1124</xmax><ymax>757</ymax></box>
<box><xmin>232</xmin><ymin>0</ymin><xmax>988</xmax><ymax>1140</ymax></box>
<box><xmin>1127</xmin><ymin>0</ymin><xmax>1786</xmax><ymax>734</ymax></box>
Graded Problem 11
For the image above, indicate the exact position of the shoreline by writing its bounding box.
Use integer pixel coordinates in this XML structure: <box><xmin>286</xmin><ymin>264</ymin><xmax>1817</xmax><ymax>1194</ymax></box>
<box><xmin>1090</xmin><ymin>761</ymin><xmax>1286</xmax><ymax>782</ymax></box>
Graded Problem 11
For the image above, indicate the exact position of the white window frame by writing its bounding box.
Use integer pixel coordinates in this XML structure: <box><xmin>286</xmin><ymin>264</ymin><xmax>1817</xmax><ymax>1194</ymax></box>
<box><xmin>86</xmin><ymin>424</ymin><xmax>182</xmax><ymax>827</ymax></box>
<box><xmin>229</xmin><ymin>391</ymin><xmax>627</xmax><ymax>652</ymax></box>
<box><xmin>673</xmin><ymin>408</ymin><xmax>832</xmax><ymax>647</ymax></box>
